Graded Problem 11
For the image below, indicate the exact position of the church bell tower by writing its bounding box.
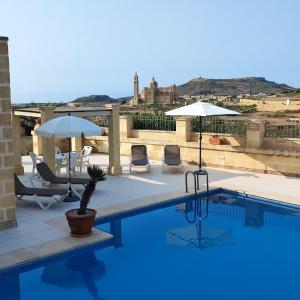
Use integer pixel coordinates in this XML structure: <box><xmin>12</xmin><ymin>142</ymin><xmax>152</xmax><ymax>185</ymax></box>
<box><xmin>133</xmin><ymin>72</ymin><xmax>139</xmax><ymax>105</ymax></box>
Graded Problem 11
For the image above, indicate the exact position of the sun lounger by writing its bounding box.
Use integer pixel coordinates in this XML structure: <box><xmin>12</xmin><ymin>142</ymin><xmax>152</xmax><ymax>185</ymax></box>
<box><xmin>162</xmin><ymin>145</ymin><xmax>183</xmax><ymax>173</ymax></box>
<box><xmin>37</xmin><ymin>162</ymin><xmax>91</xmax><ymax>188</ymax></box>
<box><xmin>129</xmin><ymin>145</ymin><xmax>151</xmax><ymax>173</ymax></box>
<box><xmin>14</xmin><ymin>174</ymin><xmax>68</xmax><ymax>209</ymax></box>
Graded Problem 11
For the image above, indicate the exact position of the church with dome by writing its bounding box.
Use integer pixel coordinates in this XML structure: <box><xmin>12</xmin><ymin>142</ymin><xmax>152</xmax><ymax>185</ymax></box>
<box><xmin>131</xmin><ymin>73</ymin><xmax>176</xmax><ymax>105</ymax></box>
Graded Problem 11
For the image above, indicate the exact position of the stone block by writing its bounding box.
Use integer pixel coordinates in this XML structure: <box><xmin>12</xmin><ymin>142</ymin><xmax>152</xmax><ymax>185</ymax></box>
<box><xmin>0</xmin><ymin>142</ymin><xmax>5</xmax><ymax>153</ymax></box>
<box><xmin>0</xmin><ymin>56</ymin><xmax>9</xmax><ymax>70</ymax></box>
<box><xmin>0</xmin><ymin>209</ymin><xmax>4</xmax><ymax>222</ymax></box>
<box><xmin>2</xmin><ymin>127</ymin><xmax>12</xmax><ymax>139</ymax></box>
<box><xmin>176</xmin><ymin>117</ymin><xmax>192</xmax><ymax>143</ymax></box>
<box><xmin>4</xmin><ymin>180</ymin><xmax>14</xmax><ymax>194</ymax></box>
<box><xmin>4</xmin><ymin>154</ymin><xmax>14</xmax><ymax>167</ymax></box>
<box><xmin>0</xmin><ymin>219</ymin><xmax>16</xmax><ymax>230</ymax></box>
<box><xmin>0</xmin><ymin>99</ymin><xmax>11</xmax><ymax>113</ymax></box>
<box><xmin>0</xmin><ymin>194</ymin><xmax>15</xmax><ymax>207</ymax></box>
<box><xmin>0</xmin><ymin>113</ymin><xmax>11</xmax><ymax>126</ymax></box>
<box><xmin>71</xmin><ymin>136</ymin><xmax>82</xmax><ymax>151</ymax></box>
<box><xmin>0</xmin><ymin>42</ymin><xmax>8</xmax><ymax>55</ymax></box>
<box><xmin>6</xmin><ymin>141</ymin><xmax>13</xmax><ymax>152</ymax></box>
<box><xmin>0</xmin><ymin>168</ymin><xmax>13</xmax><ymax>181</ymax></box>
<box><xmin>14</xmin><ymin>165</ymin><xmax>24</xmax><ymax>175</ymax></box>
<box><xmin>246</xmin><ymin>120</ymin><xmax>265</xmax><ymax>149</ymax></box>
<box><xmin>120</xmin><ymin>115</ymin><xmax>133</xmax><ymax>138</ymax></box>
<box><xmin>0</xmin><ymin>71</ymin><xmax>10</xmax><ymax>84</ymax></box>
<box><xmin>107</xmin><ymin>165</ymin><xmax>122</xmax><ymax>176</ymax></box>
<box><xmin>5</xmin><ymin>207</ymin><xmax>16</xmax><ymax>221</ymax></box>
<box><xmin>0</xmin><ymin>86</ymin><xmax>10</xmax><ymax>99</ymax></box>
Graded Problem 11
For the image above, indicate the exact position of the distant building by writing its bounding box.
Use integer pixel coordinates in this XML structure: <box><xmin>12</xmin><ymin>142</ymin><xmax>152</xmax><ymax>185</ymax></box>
<box><xmin>132</xmin><ymin>72</ymin><xmax>140</xmax><ymax>105</ymax></box>
<box><xmin>131</xmin><ymin>73</ymin><xmax>176</xmax><ymax>105</ymax></box>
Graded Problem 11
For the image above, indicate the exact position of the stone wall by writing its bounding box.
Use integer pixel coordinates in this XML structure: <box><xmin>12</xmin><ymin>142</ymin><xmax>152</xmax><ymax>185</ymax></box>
<box><xmin>263</xmin><ymin>137</ymin><xmax>300</xmax><ymax>152</ymax></box>
<box><xmin>84</xmin><ymin>116</ymin><xmax>300</xmax><ymax>176</ymax></box>
<box><xmin>0</xmin><ymin>37</ymin><xmax>16</xmax><ymax>230</ymax></box>
<box><xmin>22</xmin><ymin>136</ymin><xmax>65</xmax><ymax>156</ymax></box>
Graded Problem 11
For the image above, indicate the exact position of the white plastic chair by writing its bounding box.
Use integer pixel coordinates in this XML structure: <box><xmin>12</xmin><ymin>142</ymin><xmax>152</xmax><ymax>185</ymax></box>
<box><xmin>57</xmin><ymin>152</ymin><xmax>81</xmax><ymax>176</ymax></box>
<box><xmin>55</xmin><ymin>146</ymin><xmax>68</xmax><ymax>175</ymax></box>
<box><xmin>29</xmin><ymin>152</ymin><xmax>43</xmax><ymax>175</ymax></box>
<box><xmin>79</xmin><ymin>146</ymin><xmax>92</xmax><ymax>172</ymax></box>
<box><xmin>70</xmin><ymin>152</ymin><xmax>81</xmax><ymax>175</ymax></box>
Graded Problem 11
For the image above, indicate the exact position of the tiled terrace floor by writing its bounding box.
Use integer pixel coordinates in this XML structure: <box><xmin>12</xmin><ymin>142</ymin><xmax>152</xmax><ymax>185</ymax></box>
<box><xmin>0</xmin><ymin>154</ymin><xmax>299</xmax><ymax>269</ymax></box>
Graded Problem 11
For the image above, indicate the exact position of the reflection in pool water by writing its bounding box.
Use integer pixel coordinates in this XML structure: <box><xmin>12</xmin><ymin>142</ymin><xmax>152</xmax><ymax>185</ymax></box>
<box><xmin>41</xmin><ymin>252</ymin><xmax>106</xmax><ymax>300</ymax></box>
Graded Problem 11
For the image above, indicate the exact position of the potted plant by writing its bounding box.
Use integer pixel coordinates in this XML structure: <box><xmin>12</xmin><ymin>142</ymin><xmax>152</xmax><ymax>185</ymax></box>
<box><xmin>209</xmin><ymin>134</ymin><xmax>224</xmax><ymax>145</ymax></box>
<box><xmin>65</xmin><ymin>165</ymin><xmax>106</xmax><ymax>237</ymax></box>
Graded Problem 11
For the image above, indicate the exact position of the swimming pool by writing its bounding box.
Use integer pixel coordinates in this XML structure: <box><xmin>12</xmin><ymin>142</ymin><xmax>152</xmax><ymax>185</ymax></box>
<box><xmin>2</xmin><ymin>189</ymin><xmax>300</xmax><ymax>299</ymax></box>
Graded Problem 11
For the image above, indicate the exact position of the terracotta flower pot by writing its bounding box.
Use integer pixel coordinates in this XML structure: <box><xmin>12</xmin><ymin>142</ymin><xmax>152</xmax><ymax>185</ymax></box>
<box><xmin>65</xmin><ymin>209</ymin><xmax>97</xmax><ymax>237</ymax></box>
<box><xmin>209</xmin><ymin>137</ymin><xmax>223</xmax><ymax>145</ymax></box>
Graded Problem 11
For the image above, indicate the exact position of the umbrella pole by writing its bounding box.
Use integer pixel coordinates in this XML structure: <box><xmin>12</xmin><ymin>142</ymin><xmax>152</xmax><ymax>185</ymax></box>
<box><xmin>64</xmin><ymin>112</ymin><xmax>79</xmax><ymax>202</ymax></box>
<box><xmin>199</xmin><ymin>116</ymin><xmax>202</xmax><ymax>170</ymax></box>
<box><xmin>64</xmin><ymin>135</ymin><xmax>79</xmax><ymax>202</ymax></box>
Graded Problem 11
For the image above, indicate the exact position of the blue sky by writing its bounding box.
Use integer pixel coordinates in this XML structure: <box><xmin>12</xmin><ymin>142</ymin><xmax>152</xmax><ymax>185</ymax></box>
<box><xmin>1</xmin><ymin>0</ymin><xmax>299</xmax><ymax>103</ymax></box>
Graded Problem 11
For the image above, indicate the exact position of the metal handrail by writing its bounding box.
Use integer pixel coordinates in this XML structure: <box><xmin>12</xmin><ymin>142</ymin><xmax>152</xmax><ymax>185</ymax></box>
<box><xmin>185</xmin><ymin>169</ymin><xmax>209</xmax><ymax>223</ymax></box>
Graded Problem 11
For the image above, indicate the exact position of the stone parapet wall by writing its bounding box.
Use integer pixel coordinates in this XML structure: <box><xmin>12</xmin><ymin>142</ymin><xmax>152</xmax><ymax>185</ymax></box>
<box><xmin>84</xmin><ymin>133</ymin><xmax>300</xmax><ymax>176</ymax></box>
<box><xmin>263</xmin><ymin>137</ymin><xmax>300</xmax><ymax>152</ymax></box>
<box><xmin>85</xmin><ymin>136</ymin><xmax>109</xmax><ymax>153</ymax></box>
<box><xmin>191</xmin><ymin>132</ymin><xmax>246</xmax><ymax>147</ymax></box>
<box><xmin>131</xmin><ymin>130</ymin><xmax>175</xmax><ymax>142</ymax></box>
<box><xmin>22</xmin><ymin>136</ymin><xmax>67</xmax><ymax>156</ymax></box>
<box><xmin>84</xmin><ymin>116</ymin><xmax>300</xmax><ymax>176</ymax></box>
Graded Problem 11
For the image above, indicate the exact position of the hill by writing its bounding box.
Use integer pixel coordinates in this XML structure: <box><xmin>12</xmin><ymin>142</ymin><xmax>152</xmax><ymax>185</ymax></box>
<box><xmin>176</xmin><ymin>77</ymin><xmax>295</xmax><ymax>96</ymax></box>
<box><xmin>71</xmin><ymin>95</ymin><xmax>132</xmax><ymax>104</ymax></box>
<box><xmin>72</xmin><ymin>95</ymin><xmax>115</xmax><ymax>103</ymax></box>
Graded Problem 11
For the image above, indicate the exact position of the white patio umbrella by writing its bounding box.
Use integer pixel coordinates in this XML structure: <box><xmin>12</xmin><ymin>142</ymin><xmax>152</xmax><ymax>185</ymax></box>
<box><xmin>166</xmin><ymin>102</ymin><xmax>240</xmax><ymax>169</ymax></box>
<box><xmin>36</xmin><ymin>114</ymin><xmax>103</xmax><ymax>202</ymax></box>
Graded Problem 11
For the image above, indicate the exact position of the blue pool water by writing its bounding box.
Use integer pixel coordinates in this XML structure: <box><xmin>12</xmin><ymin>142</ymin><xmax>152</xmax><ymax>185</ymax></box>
<box><xmin>2</xmin><ymin>189</ymin><xmax>300</xmax><ymax>299</ymax></box>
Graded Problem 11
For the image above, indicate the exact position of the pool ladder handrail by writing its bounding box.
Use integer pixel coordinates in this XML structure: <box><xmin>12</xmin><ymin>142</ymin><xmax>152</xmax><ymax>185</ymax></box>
<box><xmin>185</xmin><ymin>168</ymin><xmax>209</xmax><ymax>223</ymax></box>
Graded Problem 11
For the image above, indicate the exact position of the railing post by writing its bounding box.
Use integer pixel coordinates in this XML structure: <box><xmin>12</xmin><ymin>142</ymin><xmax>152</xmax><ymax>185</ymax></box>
<box><xmin>106</xmin><ymin>104</ymin><xmax>122</xmax><ymax>175</ymax></box>
<box><xmin>32</xmin><ymin>123</ymin><xmax>43</xmax><ymax>155</ymax></box>
<box><xmin>246</xmin><ymin>119</ymin><xmax>266</xmax><ymax>149</ymax></box>
<box><xmin>176</xmin><ymin>117</ymin><xmax>192</xmax><ymax>143</ymax></box>
<box><xmin>40</xmin><ymin>106</ymin><xmax>56</xmax><ymax>172</ymax></box>
<box><xmin>120</xmin><ymin>115</ymin><xmax>133</xmax><ymax>138</ymax></box>
<box><xmin>71</xmin><ymin>136</ymin><xmax>82</xmax><ymax>151</ymax></box>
